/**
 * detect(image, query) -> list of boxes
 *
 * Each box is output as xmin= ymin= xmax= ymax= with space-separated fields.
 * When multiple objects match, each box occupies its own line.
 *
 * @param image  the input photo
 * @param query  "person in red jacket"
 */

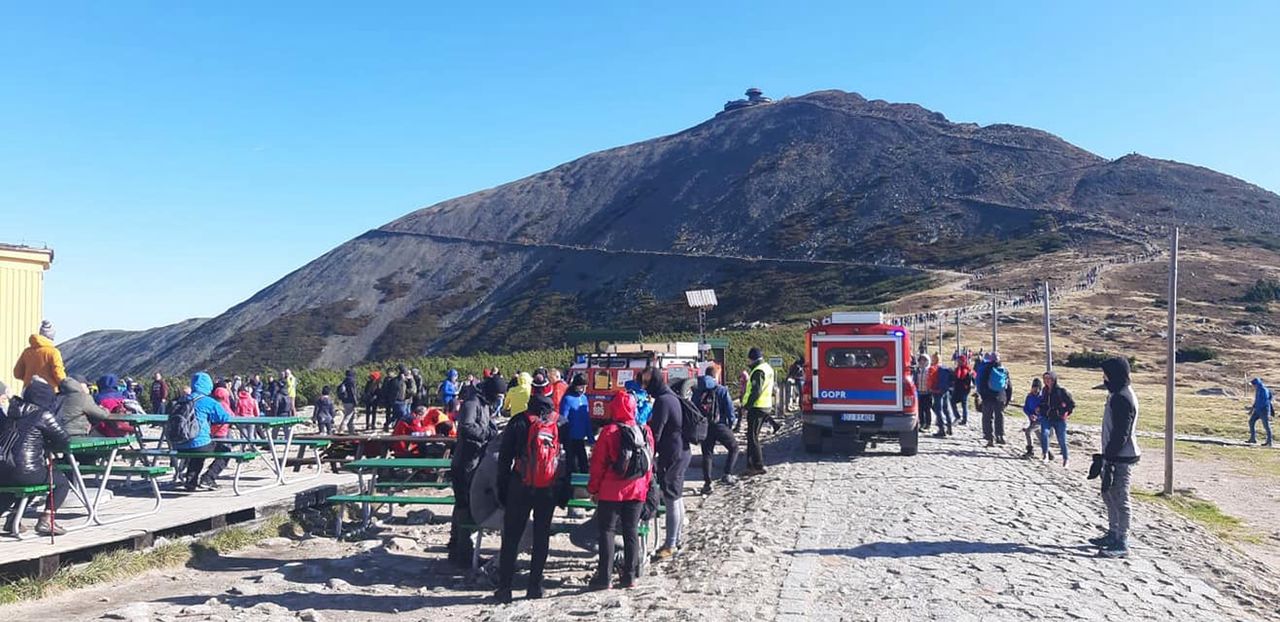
xmin=587 ymin=390 xmax=654 ymax=590
xmin=392 ymin=406 xmax=436 ymax=457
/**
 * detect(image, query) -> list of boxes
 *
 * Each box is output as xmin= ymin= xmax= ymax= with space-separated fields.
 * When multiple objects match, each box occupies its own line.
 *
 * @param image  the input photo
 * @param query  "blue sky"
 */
xmin=3 ymin=1 xmax=1277 ymax=340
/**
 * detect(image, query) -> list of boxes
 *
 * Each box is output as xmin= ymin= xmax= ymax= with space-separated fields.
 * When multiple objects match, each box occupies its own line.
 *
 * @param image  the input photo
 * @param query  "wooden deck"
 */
xmin=0 ymin=466 xmax=359 ymax=579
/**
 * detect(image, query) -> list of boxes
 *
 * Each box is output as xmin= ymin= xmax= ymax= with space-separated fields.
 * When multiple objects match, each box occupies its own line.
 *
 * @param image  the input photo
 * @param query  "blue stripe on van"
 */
xmin=818 ymin=389 xmax=897 ymax=401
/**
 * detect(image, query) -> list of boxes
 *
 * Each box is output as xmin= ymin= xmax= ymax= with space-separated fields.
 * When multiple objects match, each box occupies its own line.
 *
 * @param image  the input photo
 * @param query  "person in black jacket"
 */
xmin=0 ymin=377 xmax=72 ymax=536
xmin=149 ymin=372 xmax=169 ymax=414
xmin=337 ymin=369 xmax=359 ymax=434
xmin=447 ymin=380 xmax=498 ymax=566
xmin=975 ymin=353 xmax=1013 ymax=447
xmin=1035 ymin=371 xmax=1075 ymax=467
xmin=643 ymin=366 xmax=688 ymax=561
xmin=494 ymin=387 xmax=560 ymax=603
xmin=362 ymin=372 xmax=382 ymax=431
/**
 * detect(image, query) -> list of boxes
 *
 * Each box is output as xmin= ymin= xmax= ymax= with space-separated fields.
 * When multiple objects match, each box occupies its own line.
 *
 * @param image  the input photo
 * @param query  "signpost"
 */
xmin=1164 ymin=229 xmax=1179 ymax=495
xmin=685 ymin=289 xmax=718 ymax=362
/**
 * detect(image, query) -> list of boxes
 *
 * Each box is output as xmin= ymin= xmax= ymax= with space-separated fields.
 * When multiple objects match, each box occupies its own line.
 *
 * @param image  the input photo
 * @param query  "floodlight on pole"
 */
xmin=685 ymin=289 xmax=718 ymax=361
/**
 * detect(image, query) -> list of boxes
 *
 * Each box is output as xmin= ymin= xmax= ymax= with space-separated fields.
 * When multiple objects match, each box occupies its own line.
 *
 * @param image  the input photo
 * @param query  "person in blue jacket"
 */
xmin=439 ymin=369 xmax=460 ymax=412
xmin=695 ymin=371 xmax=738 ymax=495
xmin=624 ymin=379 xmax=653 ymax=426
xmin=1247 ymin=377 xmax=1273 ymax=446
xmin=558 ymin=373 xmax=594 ymax=474
xmin=175 ymin=372 xmax=234 ymax=492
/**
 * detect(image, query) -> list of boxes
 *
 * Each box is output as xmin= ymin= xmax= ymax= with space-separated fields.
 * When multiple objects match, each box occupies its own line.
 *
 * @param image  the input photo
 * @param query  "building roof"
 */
xmin=0 ymin=243 xmax=54 ymax=267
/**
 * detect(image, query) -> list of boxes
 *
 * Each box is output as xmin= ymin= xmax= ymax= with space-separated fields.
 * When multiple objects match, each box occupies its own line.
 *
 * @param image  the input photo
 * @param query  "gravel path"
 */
xmin=8 ymin=424 xmax=1279 ymax=622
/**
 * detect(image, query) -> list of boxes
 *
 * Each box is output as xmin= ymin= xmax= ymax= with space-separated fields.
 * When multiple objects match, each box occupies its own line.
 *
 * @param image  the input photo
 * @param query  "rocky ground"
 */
xmin=7 ymin=420 xmax=1280 ymax=622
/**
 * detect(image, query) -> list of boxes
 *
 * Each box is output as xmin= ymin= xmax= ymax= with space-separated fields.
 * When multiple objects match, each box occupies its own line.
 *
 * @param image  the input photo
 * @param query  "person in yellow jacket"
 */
xmin=742 ymin=347 xmax=775 ymax=476
xmin=503 ymin=372 xmax=532 ymax=417
xmin=13 ymin=321 xmax=66 ymax=392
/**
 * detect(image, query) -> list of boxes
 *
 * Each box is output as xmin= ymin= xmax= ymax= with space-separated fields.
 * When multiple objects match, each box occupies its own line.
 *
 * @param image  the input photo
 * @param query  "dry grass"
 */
xmin=1132 ymin=489 xmax=1262 ymax=543
xmin=0 ymin=514 xmax=295 ymax=605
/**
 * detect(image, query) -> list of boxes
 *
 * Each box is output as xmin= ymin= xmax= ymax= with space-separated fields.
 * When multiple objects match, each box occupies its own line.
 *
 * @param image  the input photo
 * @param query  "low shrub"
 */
xmin=1175 ymin=345 xmax=1217 ymax=363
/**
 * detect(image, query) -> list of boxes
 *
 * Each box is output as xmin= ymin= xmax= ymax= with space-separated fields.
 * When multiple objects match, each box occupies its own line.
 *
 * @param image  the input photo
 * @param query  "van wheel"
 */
xmin=899 ymin=429 xmax=919 ymax=456
xmin=802 ymin=424 xmax=823 ymax=454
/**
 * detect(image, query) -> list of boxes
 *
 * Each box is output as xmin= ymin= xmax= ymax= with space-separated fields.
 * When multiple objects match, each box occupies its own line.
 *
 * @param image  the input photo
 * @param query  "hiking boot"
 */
xmin=985 ymin=439 xmax=995 ymax=448
xmin=36 ymin=514 xmax=66 ymax=536
xmin=491 ymin=588 xmax=513 ymax=604
xmin=1088 ymin=532 xmax=1116 ymax=547
xmin=617 ymin=575 xmax=635 ymax=589
xmin=587 ymin=572 xmax=611 ymax=591
xmin=526 ymin=585 xmax=544 ymax=600
xmin=1098 ymin=541 xmax=1129 ymax=558
xmin=1047 ymin=451 xmax=1054 ymax=461
xmin=701 ymin=482 xmax=713 ymax=496
xmin=1023 ymin=445 xmax=1034 ymax=458
xmin=719 ymin=474 xmax=738 ymax=486
xmin=1265 ymin=441 xmax=1275 ymax=448
xmin=4 ymin=513 xmax=24 ymax=535
xmin=653 ymin=546 xmax=676 ymax=561
xmin=946 ymin=425 xmax=954 ymax=436
xmin=996 ymin=437 xmax=1006 ymax=445
xmin=1246 ymin=438 xmax=1258 ymax=444
xmin=932 ymin=430 xmax=947 ymax=439
xmin=199 ymin=476 xmax=220 ymax=490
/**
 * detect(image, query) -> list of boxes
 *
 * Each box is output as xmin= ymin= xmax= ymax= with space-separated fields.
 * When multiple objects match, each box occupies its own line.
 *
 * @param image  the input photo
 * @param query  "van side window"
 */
xmin=825 ymin=348 xmax=889 ymax=369
xmin=593 ymin=370 xmax=612 ymax=391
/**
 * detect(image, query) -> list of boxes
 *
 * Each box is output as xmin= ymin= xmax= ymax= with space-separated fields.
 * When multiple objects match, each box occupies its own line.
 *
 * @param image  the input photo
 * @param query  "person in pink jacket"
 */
xmin=587 ymin=390 xmax=654 ymax=590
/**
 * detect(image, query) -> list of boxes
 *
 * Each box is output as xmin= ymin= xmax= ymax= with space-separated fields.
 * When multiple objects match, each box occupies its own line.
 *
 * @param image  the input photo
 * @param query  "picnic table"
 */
xmin=110 ymin=414 xmax=320 ymax=492
xmin=60 ymin=435 xmax=170 ymax=529
xmin=329 ymin=457 xmax=454 ymax=536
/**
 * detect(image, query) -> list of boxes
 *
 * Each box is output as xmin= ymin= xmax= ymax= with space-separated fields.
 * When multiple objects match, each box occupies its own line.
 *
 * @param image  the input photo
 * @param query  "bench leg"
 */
xmin=472 ymin=530 xmax=483 ymax=572
xmin=90 ymin=476 xmax=164 ymax=526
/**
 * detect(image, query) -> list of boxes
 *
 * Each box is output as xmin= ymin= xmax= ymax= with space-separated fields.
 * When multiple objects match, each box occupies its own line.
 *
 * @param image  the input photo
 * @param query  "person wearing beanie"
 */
xmin=559 ymin=373 xmax=594 ymax=474
xmin=0 ymin=380 xmax=9 ymax=413
xmin=494 ymin=390 xmax=561 ymax=603
xmin=742 ymin=347 xmax=776 ymax=477
xmin=13 ymin=321 xmax=67 ymax=392
xmin=0 ymin=377 xmax=72 ymax=535
xmin=447 ymin=378 xmax=499 ymax=566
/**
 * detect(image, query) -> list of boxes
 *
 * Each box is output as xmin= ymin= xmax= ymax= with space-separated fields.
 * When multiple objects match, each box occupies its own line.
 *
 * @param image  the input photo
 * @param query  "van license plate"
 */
xmin=840 ymin=413 xmax=876 ymax=422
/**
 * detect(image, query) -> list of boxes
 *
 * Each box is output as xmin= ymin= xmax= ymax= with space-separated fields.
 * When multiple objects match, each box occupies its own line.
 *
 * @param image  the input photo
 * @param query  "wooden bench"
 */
xmin=327 ymin=493 xmax=455 ymax=538
xmin=55 ymin=463 xmax=174 ymax=524
xmin=373 ymin=481 xmax=452 ymax=490
xmin=0 ymin=483 xmax=52 ymax=539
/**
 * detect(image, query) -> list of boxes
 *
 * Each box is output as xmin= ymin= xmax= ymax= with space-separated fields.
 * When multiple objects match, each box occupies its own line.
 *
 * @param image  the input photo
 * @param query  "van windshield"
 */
xmin=825 ymin=348 xmax=889 ymax=369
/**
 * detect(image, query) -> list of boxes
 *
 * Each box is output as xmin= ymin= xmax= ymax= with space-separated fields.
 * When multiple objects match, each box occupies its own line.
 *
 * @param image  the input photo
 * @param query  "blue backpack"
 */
xmin=987 ymin=367 xmax=1009 ymax=393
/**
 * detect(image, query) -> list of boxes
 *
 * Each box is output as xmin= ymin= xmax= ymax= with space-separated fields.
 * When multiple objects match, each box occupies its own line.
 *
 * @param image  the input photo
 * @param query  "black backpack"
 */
xmin=697 ymin=388 xmax=721 ymax=425
xmin=613 ymin=423 xmax=653 ymax=480
xmin=338 ymin=381 xmax=354 ymax=403
xmin=678 ymin=395 xmax=709 ymax=444
xmin=166 ymin=396 xmax=204 ymax=445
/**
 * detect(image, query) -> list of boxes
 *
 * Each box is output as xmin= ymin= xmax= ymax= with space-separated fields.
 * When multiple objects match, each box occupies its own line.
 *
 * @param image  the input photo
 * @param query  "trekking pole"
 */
xmin=46 ymin=455 xmax=56 ymax=544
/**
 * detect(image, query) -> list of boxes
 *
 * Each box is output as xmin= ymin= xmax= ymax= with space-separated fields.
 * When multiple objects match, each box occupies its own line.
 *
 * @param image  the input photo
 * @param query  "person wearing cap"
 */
xmin=493 ymin=389 xmax=561 ymax=603
xmin=976 ymin=352 xmax=1012 ymax=448
xmin=12 ymin=320 xmax=66 ymax=392
xmin=559 ymin=373 xmax=594 ymax=474
xmin=742 ymin=347 xmax=775 ymax=476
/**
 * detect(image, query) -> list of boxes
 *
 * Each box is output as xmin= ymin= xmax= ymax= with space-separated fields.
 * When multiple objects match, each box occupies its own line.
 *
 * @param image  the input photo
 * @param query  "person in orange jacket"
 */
xmin=12 ymin=321 xmax=66 ymax=392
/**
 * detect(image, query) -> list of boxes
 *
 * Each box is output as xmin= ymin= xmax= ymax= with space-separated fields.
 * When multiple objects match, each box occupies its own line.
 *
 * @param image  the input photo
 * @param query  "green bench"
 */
xmin=229 ymin=438 xmax=332 ymax=477
xmin=327 ymin=493 xmax=455 ymax=538
xmin=373 ymin=481 xmax=451 ymax=490
xmin=123 ymin=449 xmax=263 ymax=495
xmin=0 ymin=484 xmax=52 ymax=539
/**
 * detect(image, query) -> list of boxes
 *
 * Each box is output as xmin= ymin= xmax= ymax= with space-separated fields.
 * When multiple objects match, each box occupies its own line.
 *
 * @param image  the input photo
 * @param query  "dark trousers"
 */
xmin=746 ymin=408 xmax=768 ymax=470
xmin=981 ymin=400 xmax=1006 ymax=441
xmin=202 ymin=441 xmax=231 ymax=482
xmin=364 ymin=403 xmax=378 ymax=429
xmin=448 ymin=469 xmax=475 ymax=563
xmin=497 ymin=484 xmax=557 ymax=592
xmin=153 ymin=400 xmax=167 ymax=415
xmin=701 ymin=423 xmax=739 ymax=484
xmin=917 ymin=393 xmax=932 ymax=428
xmin=564 ymin=438 xmax=590 ymax=475
xmin=596 ymin=500 xmax=642 ymax=584
xmin=386 ymin=401 xmax=409 ymax=429
xmin=182 ymin=443 xmax=214 ymax=484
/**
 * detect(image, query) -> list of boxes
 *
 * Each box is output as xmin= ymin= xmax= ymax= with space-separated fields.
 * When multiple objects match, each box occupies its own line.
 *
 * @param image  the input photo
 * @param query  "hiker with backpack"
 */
xmin=976 ymin=353 xmax=1012 ymax=448
xmin=494 ymin=381 xmax=562 ymax=603
xmin=169 ymin=372 xmax=234 ymax=492
xmin=1247 ymin=377 xmax=1273 ymax=446
xmin=642 ymin=366 xmax=689 ymax=561
xmin=362 ymin=371 xmax=382 ymax=431
xmin=1 ymin=377 xmax=71 ymax=536
xmin=695 ymin=371 xmax=738 ymax=495
xmin=336 ymin=369 xmax=358 ymax=433
xmin=558 ymin=373 xmax=594 ymax=475
xmin=929 ymin=357 xmax=955 ymax=438
xmin=314 ymin=386 xmax=337 ymax=435
xmin=587 ymin=389 xmax=654 ymax=590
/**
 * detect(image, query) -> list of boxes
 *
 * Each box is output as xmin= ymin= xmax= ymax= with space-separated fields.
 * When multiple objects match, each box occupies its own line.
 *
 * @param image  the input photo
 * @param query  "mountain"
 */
xmin=61 ymin=89 xmax=1280 ymax=378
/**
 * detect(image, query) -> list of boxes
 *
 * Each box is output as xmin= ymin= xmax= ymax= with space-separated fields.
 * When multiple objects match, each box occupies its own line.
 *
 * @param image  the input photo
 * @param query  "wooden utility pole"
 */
xmin=1043 ymin=281 xmax=1053 ymax=372
xmin=938 ymin=315 xmax=944 ymax=358
xmin=955 ymin=312 xmax=961 ymax=355
xmin=1164 ymin=228 xmax=1179 ymax=495
xmin=991 ymin=292 xmax=998 ymax=353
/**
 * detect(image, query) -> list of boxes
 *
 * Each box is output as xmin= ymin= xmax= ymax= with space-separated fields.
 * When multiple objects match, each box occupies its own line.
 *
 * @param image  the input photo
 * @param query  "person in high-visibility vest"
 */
xmin=742 ymin=347 xmax=775 ymax=476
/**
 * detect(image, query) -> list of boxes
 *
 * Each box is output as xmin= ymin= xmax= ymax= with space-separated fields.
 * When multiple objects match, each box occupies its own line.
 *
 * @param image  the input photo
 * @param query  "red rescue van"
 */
xmin=801 ymin=312 xmax=918 ymax=455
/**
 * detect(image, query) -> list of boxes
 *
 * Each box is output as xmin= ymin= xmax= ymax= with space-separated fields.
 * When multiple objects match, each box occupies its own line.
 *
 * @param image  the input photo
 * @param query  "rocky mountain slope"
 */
xmin=61 ymin=89 xmax=1280 ymax=377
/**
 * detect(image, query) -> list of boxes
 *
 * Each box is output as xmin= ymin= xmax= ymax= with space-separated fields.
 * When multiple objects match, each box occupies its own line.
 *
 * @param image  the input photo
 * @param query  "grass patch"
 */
xmin=1132 ymin=489 xmax=1259 ymax=542
xmin=1175 ymin=345 xmax=1218 ymax=363
xmin=0 ymin=514 xmax=294 ymax=605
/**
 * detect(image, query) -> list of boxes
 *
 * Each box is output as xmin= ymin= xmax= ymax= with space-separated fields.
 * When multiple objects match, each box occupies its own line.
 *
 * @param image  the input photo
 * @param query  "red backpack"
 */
xmin=517 ymin=412 xmax=561 ymax=488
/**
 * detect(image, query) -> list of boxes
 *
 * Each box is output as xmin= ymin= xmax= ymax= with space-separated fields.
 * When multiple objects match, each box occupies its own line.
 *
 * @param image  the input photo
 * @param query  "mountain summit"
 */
xmin=62 ymin=89 xmax=1280 ymax=376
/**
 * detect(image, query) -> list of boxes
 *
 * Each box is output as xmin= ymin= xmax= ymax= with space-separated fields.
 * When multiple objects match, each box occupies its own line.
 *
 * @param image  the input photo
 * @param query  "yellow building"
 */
xmin=1 ymin=243 xmax=55 ymax=393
